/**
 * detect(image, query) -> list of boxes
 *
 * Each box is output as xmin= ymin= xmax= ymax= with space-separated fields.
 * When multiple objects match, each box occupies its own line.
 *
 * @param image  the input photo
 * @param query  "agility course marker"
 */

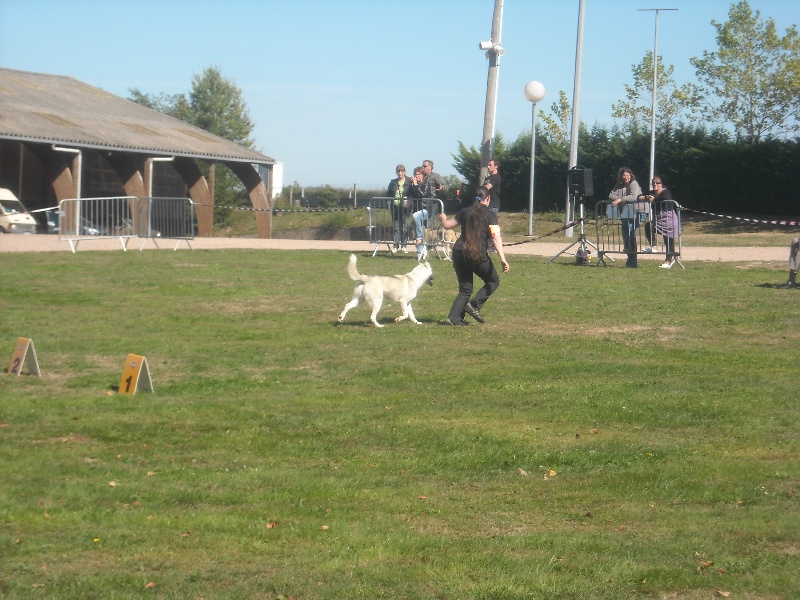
xmin=7 ymin=337 xmax=41 ymax=377
xmin=118 ymin=354 xmax=153 ymax=394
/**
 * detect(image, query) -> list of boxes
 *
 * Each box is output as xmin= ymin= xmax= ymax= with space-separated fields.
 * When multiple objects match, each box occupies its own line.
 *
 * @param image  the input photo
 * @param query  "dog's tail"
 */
xmin=346 ymin=253 xmax=366 ymax=282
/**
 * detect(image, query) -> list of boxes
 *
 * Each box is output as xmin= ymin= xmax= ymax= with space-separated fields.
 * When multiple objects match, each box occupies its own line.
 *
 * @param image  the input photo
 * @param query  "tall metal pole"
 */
xmin=480 ymin=0 xmax=504 ymax=182
xmin=529 ymin=105 xmax=537 ymax=236
xmin=649 ymin=10 xmax=659 ymax=186
xmin=525 ymin=81 xmax=546 ymax=237
xmin=639 ymin=8 xmax=677 ymax=186
xmin=565 ymin=0 xmax=586 ymax=237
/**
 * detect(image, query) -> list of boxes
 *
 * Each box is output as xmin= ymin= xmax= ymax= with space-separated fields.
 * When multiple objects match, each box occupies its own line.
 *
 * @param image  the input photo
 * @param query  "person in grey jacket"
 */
xmin=411 ymin=159 xmax=447 ymax=261
xmin=608 ymin=167 xmax=644 ymax=268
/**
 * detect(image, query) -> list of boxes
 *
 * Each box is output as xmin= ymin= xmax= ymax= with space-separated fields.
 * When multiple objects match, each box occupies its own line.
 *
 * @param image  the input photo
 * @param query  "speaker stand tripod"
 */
xmin=546 ymin=194 xmax=598 ymax=264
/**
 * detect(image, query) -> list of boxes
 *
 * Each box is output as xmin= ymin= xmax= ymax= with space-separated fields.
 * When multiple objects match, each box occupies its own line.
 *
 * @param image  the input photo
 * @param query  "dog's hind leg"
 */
xmin=368 ymin=296 xmax=384 ymax=328
xmin=338 ymin=287 xmax=364 ymax=323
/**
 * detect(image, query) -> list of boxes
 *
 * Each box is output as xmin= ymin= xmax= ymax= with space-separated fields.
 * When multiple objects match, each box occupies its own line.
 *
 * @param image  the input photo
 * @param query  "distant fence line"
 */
xmin=195 ymin=203 xmax=361 ymax=213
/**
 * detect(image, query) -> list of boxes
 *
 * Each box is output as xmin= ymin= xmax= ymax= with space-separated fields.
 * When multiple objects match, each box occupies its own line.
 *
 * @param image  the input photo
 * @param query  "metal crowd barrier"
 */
xmin=58 ymin=196 xmax=195 ymax=253
xmin=594 ymin=199 xmax=683 ymax=268
xmin=369 ymin=197 xmax=446 ymax=258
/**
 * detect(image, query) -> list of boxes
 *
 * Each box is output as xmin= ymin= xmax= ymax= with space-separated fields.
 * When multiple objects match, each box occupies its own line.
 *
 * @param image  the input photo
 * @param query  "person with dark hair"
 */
xmin=438 ymin=186 xmax=509 ymax=326
xmin=409 ymin=166 xmax=425 ymax=199
xmin=387 ymin=164 xmax=412 ymax=255
xmin=638 ymin=175 xmax=679 ymax=268
xmin=608 ymin=167 xmax=644 ymax=268
xmin=779 ymin=238 xmax=799 ymax=288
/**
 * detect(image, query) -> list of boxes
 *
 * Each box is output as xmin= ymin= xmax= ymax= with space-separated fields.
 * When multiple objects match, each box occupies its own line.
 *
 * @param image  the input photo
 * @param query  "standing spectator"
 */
xmin=438 ymin=186 xmax=509 ymax=326
xmin=779 ymin=237 xmax=799 ymax=288
xmin=638 ymin=175 xmax=679 ymax=268
xmin=608 ymin=167 xmax=643 ymax=268
xmin=483 ymin=158 xmax=502 ymax=213
xmin=411 ymin=160 xmax=447 ymax=261
xmin=387 ymin=164 xmax=412 ymax=254
xmin=483 ymin=158 xmax=502 ymax=251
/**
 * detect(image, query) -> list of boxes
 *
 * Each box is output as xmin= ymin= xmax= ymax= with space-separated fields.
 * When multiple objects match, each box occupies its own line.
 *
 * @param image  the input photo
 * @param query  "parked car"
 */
xmin=79 ymin=217 xmax=108 ymax=236
xmin=30 ymin=206 xmax=60 ymax=234
xmin=0 ymin=188 xmax=38 ymax=234
xmin=111 ymin=218 xmax=160 ymax=237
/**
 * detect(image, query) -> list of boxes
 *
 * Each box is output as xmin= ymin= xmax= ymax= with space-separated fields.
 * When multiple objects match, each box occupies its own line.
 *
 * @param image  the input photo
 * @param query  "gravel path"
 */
xmin=0 ymin=233 xmax=787 ymax=263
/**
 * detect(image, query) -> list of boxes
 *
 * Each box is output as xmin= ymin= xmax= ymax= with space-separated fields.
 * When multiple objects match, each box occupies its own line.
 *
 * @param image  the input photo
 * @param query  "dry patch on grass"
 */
xmin=37 ymin=434 xmax=90 ymax=444
xmin=505 ymin=319 xmax=684 ymax=343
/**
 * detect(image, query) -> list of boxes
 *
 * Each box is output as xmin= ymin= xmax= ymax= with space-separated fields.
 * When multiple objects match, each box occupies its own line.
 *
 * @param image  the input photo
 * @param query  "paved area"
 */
xmin=0 ymin=233 xmax=786 ymax=263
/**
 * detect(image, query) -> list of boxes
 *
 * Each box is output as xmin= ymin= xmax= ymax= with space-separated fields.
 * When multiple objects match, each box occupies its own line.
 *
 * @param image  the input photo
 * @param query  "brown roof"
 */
xmin=0 ymin=67 xmax=274 ymax=165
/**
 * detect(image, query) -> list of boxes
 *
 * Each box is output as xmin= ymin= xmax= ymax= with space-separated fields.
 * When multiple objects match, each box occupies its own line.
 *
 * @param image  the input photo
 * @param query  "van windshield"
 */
xmin=0 ymin=199 xmax=26 ymax=214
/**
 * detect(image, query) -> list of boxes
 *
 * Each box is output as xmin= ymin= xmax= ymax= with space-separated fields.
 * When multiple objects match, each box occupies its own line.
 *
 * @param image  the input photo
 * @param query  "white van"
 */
xmin=0 ymin=188 xmax=38 ymax=234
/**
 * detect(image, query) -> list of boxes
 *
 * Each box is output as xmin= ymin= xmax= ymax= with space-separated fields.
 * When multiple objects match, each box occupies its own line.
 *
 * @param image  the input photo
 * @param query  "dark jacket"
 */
xmin=388 ymin=176 xmax=412 ymax=199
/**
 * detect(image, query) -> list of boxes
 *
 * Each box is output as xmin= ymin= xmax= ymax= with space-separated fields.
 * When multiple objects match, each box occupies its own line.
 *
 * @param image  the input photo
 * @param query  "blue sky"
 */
xmin=1 ymin=0 xmax=796 ymax=188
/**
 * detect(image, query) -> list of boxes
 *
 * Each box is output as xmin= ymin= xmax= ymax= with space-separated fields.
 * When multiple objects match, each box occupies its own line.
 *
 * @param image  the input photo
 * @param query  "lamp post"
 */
xmin=638 ymin=8 xmax=677 ymax=185
xmin=524 ymin=81 xmax=545 ymax=237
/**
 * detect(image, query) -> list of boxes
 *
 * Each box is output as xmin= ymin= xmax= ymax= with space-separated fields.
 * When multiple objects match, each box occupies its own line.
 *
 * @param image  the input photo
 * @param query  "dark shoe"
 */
xmin=780 ymin=272 xmax=797 ymax=288
xmin=440 ymin=318 xmax=468 ymax=326
xmin=464 ymin=302 xmax=484 ymax=323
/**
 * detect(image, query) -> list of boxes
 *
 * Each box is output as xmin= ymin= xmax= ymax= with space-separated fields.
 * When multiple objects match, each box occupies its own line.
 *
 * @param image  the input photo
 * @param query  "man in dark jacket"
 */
xmin=483 ymin=158 xmax=502 ymax=213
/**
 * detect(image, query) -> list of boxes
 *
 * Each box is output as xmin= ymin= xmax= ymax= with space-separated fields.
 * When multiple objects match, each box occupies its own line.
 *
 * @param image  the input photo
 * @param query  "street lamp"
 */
xmin=638 ymin=8 xmax=677 ymax=185
xmin=524 ymin=80 xmax=546 ymax=237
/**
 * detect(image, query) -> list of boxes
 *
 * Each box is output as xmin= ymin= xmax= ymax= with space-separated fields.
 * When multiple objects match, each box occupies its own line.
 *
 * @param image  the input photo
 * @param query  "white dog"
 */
xmin=338 ymin=254 xmax=433 ymax=327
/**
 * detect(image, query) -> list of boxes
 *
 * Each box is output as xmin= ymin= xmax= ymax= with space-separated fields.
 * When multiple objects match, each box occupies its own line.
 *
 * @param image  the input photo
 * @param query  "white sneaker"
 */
xmin=660 ymin=261 xmax=672 ymax=269
xmin=390 ymin=247 xmax=397 ymax=256
xmin=420 ymin=247 xmax=428 ymax=261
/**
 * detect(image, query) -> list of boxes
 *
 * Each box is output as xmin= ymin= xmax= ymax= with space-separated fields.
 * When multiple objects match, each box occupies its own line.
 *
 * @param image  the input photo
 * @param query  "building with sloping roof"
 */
xmin=0 ymin=67 xmax=276 ymax=237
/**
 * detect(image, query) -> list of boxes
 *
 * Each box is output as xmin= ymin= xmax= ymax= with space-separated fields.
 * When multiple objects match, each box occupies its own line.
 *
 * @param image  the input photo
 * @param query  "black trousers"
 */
xmin=447 ymin=250 xmax=500 ymax=322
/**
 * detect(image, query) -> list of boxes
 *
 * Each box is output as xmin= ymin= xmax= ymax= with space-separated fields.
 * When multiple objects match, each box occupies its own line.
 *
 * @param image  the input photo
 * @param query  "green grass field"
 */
xmin=1 ymin=248 xmax=798 ymax=599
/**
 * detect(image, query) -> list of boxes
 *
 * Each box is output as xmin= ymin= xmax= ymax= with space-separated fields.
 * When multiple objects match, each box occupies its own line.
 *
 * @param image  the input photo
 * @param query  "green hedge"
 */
xmin=453 ymin=126 xmax=800 ymax=217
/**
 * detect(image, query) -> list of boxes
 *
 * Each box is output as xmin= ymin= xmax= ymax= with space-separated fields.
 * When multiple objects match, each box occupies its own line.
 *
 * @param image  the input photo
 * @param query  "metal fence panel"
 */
xmin=58 ymin=196 xmax=194 ymax=252
xmin=145 ymin=197 xmax=195 ymax=240
xmin=594 ymin=199 xmax=683 ymax=268
xmin=369 ymin=197 xmax=446 ymax=258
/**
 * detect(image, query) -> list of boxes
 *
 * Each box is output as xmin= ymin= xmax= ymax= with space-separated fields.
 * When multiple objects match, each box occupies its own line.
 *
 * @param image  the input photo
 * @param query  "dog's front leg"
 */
xmin=396 ymin=302 xmax=421 ymax=324
xmin=394 ymin=300 xmax=409 ymax=323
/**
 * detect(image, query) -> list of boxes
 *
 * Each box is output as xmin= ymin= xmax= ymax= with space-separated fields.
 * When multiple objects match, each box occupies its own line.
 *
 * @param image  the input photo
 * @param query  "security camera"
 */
xmin=479 ymin=41 xmax=493 ymax=50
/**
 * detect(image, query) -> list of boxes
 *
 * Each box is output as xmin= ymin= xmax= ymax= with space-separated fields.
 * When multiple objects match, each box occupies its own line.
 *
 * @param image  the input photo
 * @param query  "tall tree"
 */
xmin=690 ymin=1 xmax=800 ymax=142
xmin=180 ymin=66 xmax=255 ymax=149
xmin=539 ymin=90 xmax=572 ymax=148
xmin=129 ymin=66 xmax=257 ymax=222
xmin=612 ymin=51 xmax=699 ymax=131
xmin=127 ymin=90 xmax=188 ymax=119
